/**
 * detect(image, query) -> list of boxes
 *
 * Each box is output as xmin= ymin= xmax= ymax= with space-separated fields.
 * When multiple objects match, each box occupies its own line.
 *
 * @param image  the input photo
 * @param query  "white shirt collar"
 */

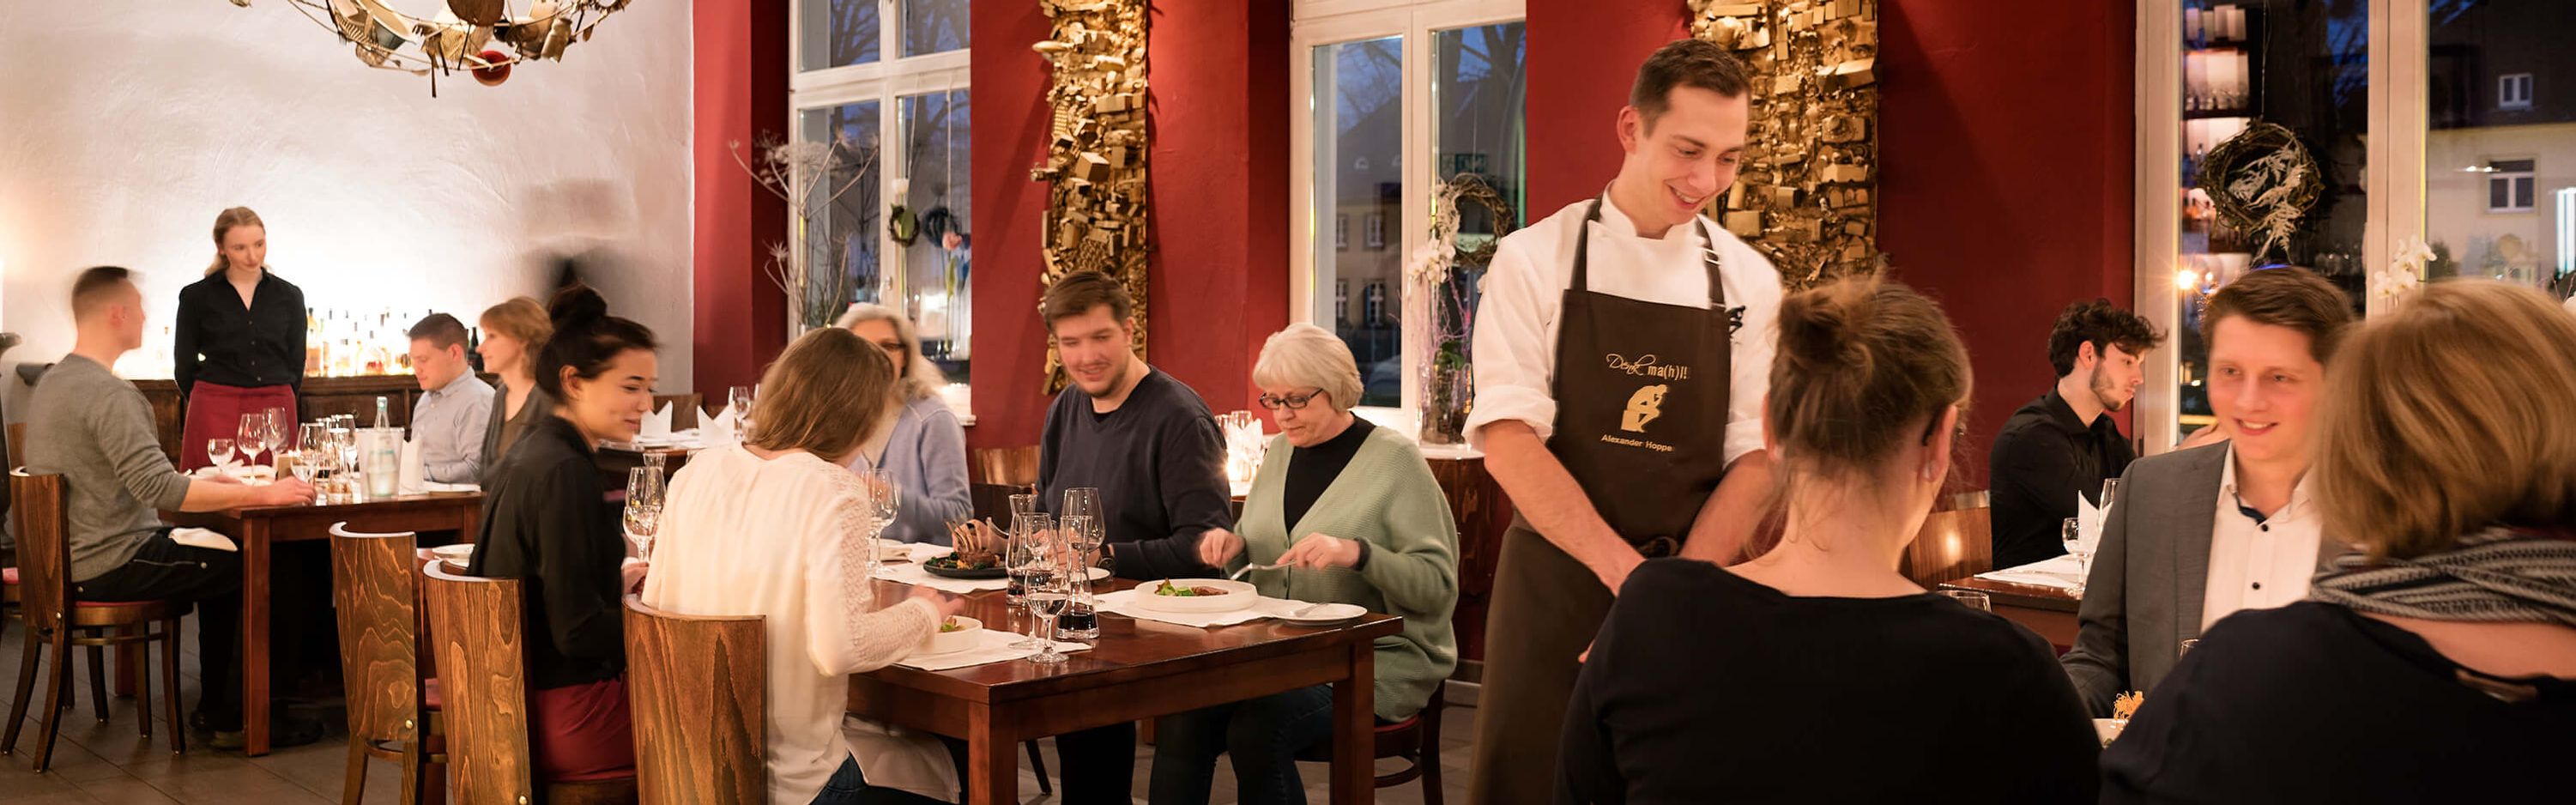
xmin=1593 ymin=188 xmax=1698 ymax=241
xmin=2216 ymin=443 xmax=2314 ymax=521
xmin=425 ymin=370 xmax=482 ymax=399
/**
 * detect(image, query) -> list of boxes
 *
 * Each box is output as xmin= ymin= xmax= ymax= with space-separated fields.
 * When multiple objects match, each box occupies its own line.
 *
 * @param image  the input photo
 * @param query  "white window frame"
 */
xmin=2486 ymin=160 xmax=2537 ymax=213
xmin=1288 ymin=0 xmax=1525 ymax=422
xmin=2498 ymin=72 xmax=2534 ymax=111
xmin=789 ymin=0 xmax=972 ymax=406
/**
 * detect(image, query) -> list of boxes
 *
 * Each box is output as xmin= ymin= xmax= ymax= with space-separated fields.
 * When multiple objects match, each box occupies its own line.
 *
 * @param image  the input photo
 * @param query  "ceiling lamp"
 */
xmin=228 ymin=0 xmax=633 ymax=94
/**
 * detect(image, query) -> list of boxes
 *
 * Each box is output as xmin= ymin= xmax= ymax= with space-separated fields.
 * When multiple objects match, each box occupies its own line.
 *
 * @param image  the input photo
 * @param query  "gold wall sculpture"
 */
xmin=1689 ymin=0 xmax=1884 ymax=289
xmin=1030 ymin=0 xmax=1151 ymax=391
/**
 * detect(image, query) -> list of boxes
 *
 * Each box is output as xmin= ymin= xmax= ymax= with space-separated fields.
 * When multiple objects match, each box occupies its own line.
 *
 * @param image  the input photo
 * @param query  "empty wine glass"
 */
xmin=1008 ymin=513 xmax=1056 ymax=649
xmin=265 ymin=408 xmax=292 ymax=453
xmin=625 ymin=467 xmax=663 ymax=559
xmin=867 ymin=469 xmax=901 ymax=537
xmin=237 ymin=414 xmax=269 ymax=468
xmin=1061 ymin=487 xmax=1104 ymax=565
xmin=2062 ymin=518 xmax=2093 ymax=595
xmin=206 ymin=439 xmax=235 ymax=471
xmin=1024 ymin=528 xmax=1073 ymax=665
xmin=2099 ymin=478 xmax=2122 ymax=517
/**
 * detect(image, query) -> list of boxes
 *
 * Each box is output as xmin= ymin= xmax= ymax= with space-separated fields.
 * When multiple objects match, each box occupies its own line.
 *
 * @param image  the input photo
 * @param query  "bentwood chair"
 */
xmin=621 ymin=597 xmax=765 ymax=804
xmin=1296 ymin=680 xmax=1451 ymax=805
xmin=421 ymin=562 xmax=638 ymax=804
xmin=329 ymin=522 xmax=446 ymax=803
xmin=2 ymin=469 xmax=190 ymax=771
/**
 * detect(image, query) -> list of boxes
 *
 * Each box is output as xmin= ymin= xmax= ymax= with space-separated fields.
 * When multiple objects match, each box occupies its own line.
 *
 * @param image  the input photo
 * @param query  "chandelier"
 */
xmin=229 ymin=0 xmax=634 ymax=92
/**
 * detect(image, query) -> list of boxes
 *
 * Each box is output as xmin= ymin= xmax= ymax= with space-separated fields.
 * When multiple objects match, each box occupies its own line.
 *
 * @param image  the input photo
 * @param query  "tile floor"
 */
xmin=1 ymin=618 xmax=1472 ymax=804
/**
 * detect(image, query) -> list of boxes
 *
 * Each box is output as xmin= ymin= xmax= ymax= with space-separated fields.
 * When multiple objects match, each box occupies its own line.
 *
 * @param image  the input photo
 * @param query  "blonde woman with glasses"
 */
xmin=836 ymin=303 xmax=971 ymax=545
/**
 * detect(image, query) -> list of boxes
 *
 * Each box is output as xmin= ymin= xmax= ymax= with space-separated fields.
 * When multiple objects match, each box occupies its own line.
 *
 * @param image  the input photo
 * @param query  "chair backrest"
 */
xmin=6 ymin=421 xmax=25 ymax=470
xmin=420 ymin=561 xmax=537 ymax=802
xmin=970 ymin=445 xmax=1040 ymax=487
xmin=621 ymin=596 xmax=765 ymax=805
xmin=652 ymin=394 xmax=701 ymax=431
xmin=969 ymin=482 xmax=1034 ymax=524
xmin=329 ymin=522 xmax=426 ymax=748
xmin=9 ymin=469 xmax=69 ymax=633
xmin=1901 ymin=505 xmax=1993 ymax=588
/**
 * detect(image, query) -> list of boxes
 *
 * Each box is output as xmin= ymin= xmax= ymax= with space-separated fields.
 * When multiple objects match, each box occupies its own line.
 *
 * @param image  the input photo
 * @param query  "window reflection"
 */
xmin=2424 ymin=0 xmax=2575 ymax=300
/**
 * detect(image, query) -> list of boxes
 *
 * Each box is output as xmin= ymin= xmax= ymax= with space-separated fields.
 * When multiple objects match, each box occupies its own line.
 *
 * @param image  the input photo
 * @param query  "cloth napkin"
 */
xmin=421 ymin=481 xmax=479 ymax=493
xmin=874 ymin=560 xmax=1011 ymax=594
xmin=190 ymin=464 xmax=273 ymax=485
xmin=1094 ymin=588 xmax=1312 ymax=628
xmin=169 ymin=528 xmax=238 ymax=553
xmin=640 ymin=403 xmax=674 ymax=440
xmin=703 ymin=404 xmax=738 ymax=445
xmin=397 ymin=439 xmax=427 ymax=495
xmin=1976 ymin=555 xmax=2090 ymax=590
xmin=893 ymin=628 xmax=1091 ymax=671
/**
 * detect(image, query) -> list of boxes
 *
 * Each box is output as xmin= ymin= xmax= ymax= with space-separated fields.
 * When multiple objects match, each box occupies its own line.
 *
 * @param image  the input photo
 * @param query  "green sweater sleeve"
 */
xmin=1357 ymin=445 xmax=1460 ymax=620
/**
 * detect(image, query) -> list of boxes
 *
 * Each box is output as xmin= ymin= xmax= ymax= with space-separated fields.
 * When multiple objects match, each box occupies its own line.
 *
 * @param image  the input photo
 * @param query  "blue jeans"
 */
xmin=811 ymin=755 xmax=950 ymax=805
xmin=1148 ymin=684 xmax=1336 ymax=805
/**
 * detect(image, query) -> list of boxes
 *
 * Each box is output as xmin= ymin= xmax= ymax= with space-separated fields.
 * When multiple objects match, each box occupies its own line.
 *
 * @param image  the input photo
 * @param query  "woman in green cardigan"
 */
xmin=1152 ymin=324 xmax=1460 ymax=805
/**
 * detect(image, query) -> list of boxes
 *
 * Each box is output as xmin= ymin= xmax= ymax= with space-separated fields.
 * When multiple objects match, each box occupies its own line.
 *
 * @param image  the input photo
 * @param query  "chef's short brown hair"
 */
xmin=1631 ymin=39 xmax=1751 ymax=123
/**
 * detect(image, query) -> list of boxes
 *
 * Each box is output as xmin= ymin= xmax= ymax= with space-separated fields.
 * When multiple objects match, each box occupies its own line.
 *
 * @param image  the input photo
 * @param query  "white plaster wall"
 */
xmin=0 ymin=0 xmax=693 ymax=398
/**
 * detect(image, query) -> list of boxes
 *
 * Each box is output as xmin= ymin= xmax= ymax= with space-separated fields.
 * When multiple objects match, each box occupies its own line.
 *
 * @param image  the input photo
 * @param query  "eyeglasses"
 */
xmin=1255 ymin=388 xmax=1327 ymax=411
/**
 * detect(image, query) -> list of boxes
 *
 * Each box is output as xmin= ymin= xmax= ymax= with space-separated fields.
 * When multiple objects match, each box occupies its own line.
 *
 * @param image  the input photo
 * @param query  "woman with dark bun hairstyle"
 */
xmin=465 ymin=284 xmax=658 ymax=784
xmin=1554 ymin=277 xmax=2098 ymax=804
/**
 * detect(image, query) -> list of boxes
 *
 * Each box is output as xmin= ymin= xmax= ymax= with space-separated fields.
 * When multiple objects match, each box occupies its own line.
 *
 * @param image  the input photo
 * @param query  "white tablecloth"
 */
xmin=1094 ymin=588 xmax=1312 ymax=628
xmin=893 ymin=629 xmax=1091 ymax=671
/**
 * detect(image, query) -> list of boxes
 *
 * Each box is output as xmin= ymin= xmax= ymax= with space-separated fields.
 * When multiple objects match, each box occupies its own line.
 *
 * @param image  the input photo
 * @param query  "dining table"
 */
xmin=164 ymin=491 xmax=485 ymax=756
xmin=1940 ymin=574 xmax=2083 ymax=650
xmin=846 ymin=574 xmax=1403 ymax=804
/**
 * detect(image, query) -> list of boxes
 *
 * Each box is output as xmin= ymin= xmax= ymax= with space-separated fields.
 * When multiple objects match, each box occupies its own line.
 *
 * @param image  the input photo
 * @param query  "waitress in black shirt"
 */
xmin=1557 ymin=278 xmax=2097 ymax=804
xmin=466 ymin=284 xmax=656 ymax=784
xmin=174 ymin=206 xmax=306 ymax=469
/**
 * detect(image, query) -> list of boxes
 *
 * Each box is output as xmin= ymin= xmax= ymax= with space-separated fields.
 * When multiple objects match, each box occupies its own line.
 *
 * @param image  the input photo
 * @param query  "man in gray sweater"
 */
xmin=24 ymin=266 xmax=317 ymax=748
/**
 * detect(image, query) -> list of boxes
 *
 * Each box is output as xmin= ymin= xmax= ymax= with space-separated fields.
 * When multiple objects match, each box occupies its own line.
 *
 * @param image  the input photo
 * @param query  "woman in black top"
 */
xmin=1557 ymin=278 xmax=2098 ymax=804
xmin=173 ymin=207 xmax=305 ymax=469
xmin=465 ymin=284 xmax=656 ymax=784
xmin=2102 ymin=281 xmax=2576 ymax=804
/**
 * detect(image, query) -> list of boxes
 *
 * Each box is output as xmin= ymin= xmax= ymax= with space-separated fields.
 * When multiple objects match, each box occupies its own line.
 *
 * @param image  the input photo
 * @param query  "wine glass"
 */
xmin=1061 ymin=487 xmax=1104 ymax=564
xmin=867 ymin=469 xmax=902 ymax=538
xmin=1024 ymin=527 xmax=1073 ymax=666
xmin=625 ymin=467 xmax=663 ymax=559
xmin=265 ymin=408 xmax=292 ymax=453
xmin=237 ymin=414 xmax=270 ymax=469
xmin=727 ymin=385 xmax=755 ymax=422
xmin=328 ymin=425 xmax=358 ymax=495
xmin=1007 ymin=513 xmax=1056 ymax=649
xmin=2062 ymin=518 xmax=2094 ymax=594
xmin=1940 ymin=590 xmax=1992 ymax=613
xmin=2098 ymin=478 xmax=2122 ymax=517
xmin=205 ymin=439 xmax=235 ymax=471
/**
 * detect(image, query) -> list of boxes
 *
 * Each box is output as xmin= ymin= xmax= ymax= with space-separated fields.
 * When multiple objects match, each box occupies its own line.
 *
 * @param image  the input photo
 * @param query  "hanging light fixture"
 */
xmin=227 ymin=0 xmax=635 ymax=94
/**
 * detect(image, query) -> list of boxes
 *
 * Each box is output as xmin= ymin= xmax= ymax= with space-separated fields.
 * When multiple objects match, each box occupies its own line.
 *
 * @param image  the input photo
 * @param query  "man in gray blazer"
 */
xmin=2059 ymin=266 xmax=2357 ymax=716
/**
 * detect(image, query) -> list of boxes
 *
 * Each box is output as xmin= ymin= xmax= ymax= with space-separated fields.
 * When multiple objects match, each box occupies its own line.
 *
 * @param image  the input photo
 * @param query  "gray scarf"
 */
xmin=2309 ymin=528 xmax=2576 ymax=627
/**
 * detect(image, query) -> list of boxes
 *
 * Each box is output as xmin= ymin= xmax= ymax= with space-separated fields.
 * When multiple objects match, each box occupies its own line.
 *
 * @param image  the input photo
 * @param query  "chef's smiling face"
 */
xmin=1615 ymin=85 xmax=1750 ymax=235
xmin=1050 ymin=304 xmax=1134 ymax=398
xmin=2205 ymin=315 xmax=2322 ymax=469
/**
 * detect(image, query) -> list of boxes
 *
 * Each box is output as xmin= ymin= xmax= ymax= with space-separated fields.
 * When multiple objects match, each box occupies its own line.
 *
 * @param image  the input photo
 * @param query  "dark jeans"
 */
xmin=1056 ymin=722 xmax=1140 ymax=803
xmin=73 ymin=529 xmax=244 ymax=726
xmin=812 ymin=754 xmax=951 ymax=805
xmin=1148 ymin=684 xmax=1335 ymax=805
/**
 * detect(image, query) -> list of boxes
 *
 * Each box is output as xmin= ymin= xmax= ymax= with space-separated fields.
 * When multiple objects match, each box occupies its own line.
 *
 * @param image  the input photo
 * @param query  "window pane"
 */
xmin=798 ymin=100 xmax=884 ymax=325
xmin=1311 ymin=35 xmax=1404 ymax=407
xmin=900 ymin=89 xmax=974 ymax=382
xmin=2173 ymin=0 xmax=2369 ymax=431
xmin=1430 ymin=22 xmax=1527 ymax=410
xmin=2426 ymin=0 xmax=2573 ymax=295
xmin=801 ymin=0 xmax=882 ymax=71
xmin=902 ymin=0 xmax=971 ymax=58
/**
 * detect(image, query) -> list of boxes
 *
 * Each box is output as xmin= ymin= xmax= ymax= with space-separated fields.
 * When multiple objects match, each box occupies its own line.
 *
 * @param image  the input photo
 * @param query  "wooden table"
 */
xmin=846 ymin=578 xmax=1402 ymax=804
xmin=1940 ymin=575 xmax=2082 ymax=650
xmin=166 ymin=493 xmax=484 ymax=755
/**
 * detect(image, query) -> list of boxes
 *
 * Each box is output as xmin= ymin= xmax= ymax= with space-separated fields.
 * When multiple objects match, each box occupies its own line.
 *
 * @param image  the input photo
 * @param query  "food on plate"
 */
xmin=1153 ymin=579 xmax=1230 ymax=597
xmin=2112 ymin=690 xmax=2144 ymax=721
xmin=925 ymin=554 xmax=1000 ymax=571
xmin=939 ymin=619 xmax=967 ymax=633
xmin=945 ymin=518 xmax=1007 ymax=566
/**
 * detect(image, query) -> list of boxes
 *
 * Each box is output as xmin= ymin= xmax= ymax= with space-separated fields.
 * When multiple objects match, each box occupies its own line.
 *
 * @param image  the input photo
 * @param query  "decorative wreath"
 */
xmin=888 ymin=204 xmax=919 ymax=246
xmin=2194 ymin=121 xmax=2322 ymax=261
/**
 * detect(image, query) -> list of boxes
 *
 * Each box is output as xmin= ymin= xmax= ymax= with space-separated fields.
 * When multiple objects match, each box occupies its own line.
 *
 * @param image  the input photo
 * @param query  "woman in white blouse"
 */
xmin=643 ymin=327 xmax=965 ymax=804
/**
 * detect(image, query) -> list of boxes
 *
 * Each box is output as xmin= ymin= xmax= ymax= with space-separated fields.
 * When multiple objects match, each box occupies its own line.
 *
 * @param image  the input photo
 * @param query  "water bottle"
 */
xmin=374 ymin=396 xmax=390 ymax=429
xmin=365 ymin=396 xmax=399 ymax=498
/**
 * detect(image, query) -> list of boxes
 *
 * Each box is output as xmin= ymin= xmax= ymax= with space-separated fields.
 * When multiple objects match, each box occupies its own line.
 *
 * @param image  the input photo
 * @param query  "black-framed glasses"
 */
xmin=1255 ymin=388 xmax=1327 ymax=411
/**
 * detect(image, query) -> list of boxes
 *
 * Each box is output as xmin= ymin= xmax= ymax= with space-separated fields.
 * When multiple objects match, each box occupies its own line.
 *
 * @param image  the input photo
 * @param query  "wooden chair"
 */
xmin=1295 ymin=680 xmax=1450 ymax=805
xmin=421 ymin=562 xmax=638 ymax=804
xmin=651 ymin=394 xmax=701 ymax=432
xmin=2 ymin=470 xmax=189 ymax=771
xmin=968 ymin=445 xmax=1040 ymax=487
xmin=330 ymin=522 xmax=445 ymax=803
xmin=1900 ymin=501 xmax=1994 ymax=589
xmin=621 ymin=597 xmax=765 ymax=804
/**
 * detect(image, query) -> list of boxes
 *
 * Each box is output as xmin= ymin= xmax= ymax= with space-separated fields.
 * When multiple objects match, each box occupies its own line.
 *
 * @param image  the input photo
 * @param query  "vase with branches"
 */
xmin=731 ymin=132 xmax=879 ymax=331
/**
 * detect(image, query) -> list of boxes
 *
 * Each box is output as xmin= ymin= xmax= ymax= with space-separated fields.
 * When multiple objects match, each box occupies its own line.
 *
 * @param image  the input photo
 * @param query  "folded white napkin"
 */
xmin=1975 ymin=555 xmax=2090 ymax=590
xmin=874 ymin=560 xmax=1010 ymax=594
xmin=1094 ymin=588 xmax=1309 ymax=628
xmin=893 ymin=628 xmax=1091 ymax=671
xmin=640 ymin=403 xmax=674 ymax=439
xmin=421 ymin=481 xmax=479 ymax=493
xmin=2077 ymin=492 xmax=2105 ymax=549
xmin=397 ymin=438 xmax=427 ymax=495
xmin=704 ymin=404 xmax=738 ymax=445
xmin=169 ymin=527 xmax=239 ymax=553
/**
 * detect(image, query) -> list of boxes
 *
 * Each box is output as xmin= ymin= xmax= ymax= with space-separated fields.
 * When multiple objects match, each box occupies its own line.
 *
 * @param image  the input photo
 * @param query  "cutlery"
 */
xmin=1229 ymin=561 xmax=1287 ymax=581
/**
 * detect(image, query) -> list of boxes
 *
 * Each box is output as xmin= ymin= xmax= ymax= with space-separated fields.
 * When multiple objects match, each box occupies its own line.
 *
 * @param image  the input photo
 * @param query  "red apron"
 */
xmin=180 ymin=382 xmax=298 ymax=470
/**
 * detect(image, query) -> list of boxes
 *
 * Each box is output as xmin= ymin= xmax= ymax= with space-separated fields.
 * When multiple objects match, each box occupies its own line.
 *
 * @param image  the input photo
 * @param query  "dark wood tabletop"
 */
xmin=848 ymin=576 xmax=1402 ymax=804
xmin=1941 ymin=575 xmax=2083 ymax=651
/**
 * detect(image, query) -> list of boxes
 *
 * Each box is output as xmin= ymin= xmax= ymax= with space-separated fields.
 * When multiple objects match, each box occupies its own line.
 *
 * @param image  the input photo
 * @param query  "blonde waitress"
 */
xmin=173 ymin=207 xmax=306 ymax=469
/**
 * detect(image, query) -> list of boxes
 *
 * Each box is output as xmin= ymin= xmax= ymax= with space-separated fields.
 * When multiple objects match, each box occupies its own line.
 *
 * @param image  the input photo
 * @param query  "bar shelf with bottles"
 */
xmin=126 ymin=306 xmax=489 ymax=463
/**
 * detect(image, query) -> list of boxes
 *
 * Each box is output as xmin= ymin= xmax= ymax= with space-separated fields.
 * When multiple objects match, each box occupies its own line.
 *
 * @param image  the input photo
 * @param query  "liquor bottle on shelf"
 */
xmin=466 ymin=326 xmax=485 ymax=372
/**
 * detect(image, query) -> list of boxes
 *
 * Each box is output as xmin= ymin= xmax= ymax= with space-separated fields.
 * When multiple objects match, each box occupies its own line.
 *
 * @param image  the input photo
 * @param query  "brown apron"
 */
xmin=1469 ymin=197 xmax=1742 ymax=804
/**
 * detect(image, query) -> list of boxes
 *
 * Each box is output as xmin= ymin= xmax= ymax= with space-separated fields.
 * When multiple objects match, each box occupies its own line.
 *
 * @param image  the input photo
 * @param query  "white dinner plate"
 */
xmin=1273 ymin=602 xmax=1367 ymax=626
xmin=1133 ymin=579 xmax=1258 ymax=613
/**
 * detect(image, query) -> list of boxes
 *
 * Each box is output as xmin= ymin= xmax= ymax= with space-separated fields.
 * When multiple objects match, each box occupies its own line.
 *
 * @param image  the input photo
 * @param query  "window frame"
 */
xmin=789 ymin=0 xmax=973 ymax=416
xmin=1288 ymin=0 xmax=1526 ymax=425
xmin=2498 ymin=72 xmax=2533 ymax=111
xmin=2486 ymin=159 xmax=2537 ymax=214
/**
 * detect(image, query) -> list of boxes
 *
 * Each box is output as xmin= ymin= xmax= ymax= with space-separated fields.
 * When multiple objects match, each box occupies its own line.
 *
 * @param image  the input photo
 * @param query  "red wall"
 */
xmin=964 ymin=0 xmax=1056 ymax=448
xmin=1521 ymin=0 xmax=2137 ymax=485
xmin=691 ymin=0 xmax=791 ymax=397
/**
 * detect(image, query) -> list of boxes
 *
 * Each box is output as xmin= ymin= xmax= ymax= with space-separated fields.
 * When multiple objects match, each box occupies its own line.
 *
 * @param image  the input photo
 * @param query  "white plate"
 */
xmin=2093 ymin=718 xmax=2127 ymax=747
xmin=430 ymin=543 xmax=475 ymax=569
xmin=1273 ymin=602 xmax=1367 ymax=626
xmin=1134 ymin=579 xmax=1259 ymax=613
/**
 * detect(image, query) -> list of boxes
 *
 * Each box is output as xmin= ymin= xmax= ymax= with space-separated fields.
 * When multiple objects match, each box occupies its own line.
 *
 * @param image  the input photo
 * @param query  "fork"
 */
xmin=1228 ymin=561 xmax=1289 ymax=581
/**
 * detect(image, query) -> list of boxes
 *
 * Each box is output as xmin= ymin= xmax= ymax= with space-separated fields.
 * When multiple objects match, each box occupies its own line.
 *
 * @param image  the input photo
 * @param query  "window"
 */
xmin=2488 ymin=159 xmax=2536 ymax=213
xmin=1292 ymin=1 xmax=1527 ymax=410
xmin=795 ymin=0 xmax=973 ymax=390
xmin=2498 ymin=72 xmax=2533 ymax=111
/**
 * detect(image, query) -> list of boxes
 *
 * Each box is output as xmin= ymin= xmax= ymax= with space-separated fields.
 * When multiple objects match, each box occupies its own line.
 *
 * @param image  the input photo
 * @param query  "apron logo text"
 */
xmin=1599 ymin=433 xmax=1676 ymax=452
xmin=1604 ymin=354 xmax=1691 ymax=381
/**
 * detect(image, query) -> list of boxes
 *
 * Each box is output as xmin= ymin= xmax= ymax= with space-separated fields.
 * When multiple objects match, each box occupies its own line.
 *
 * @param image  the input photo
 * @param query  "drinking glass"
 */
xmin=1061 ymin=487 xmax=1104 ymax=564
xmin=328 ymin=426 xmax=358 ymax=499
xmin=1007 ymin=513 xmax=1056 ymax=649
xmin=2179 ymin=639 xmax=2200 ymax=659
xmin=867 ymin=469 xmax=902 ymax=536
xmin=206 ymin=439 xmax=234 ymax=470
xmin=728 ymin=385 xmax=755 ymax=421
xmin=1024 ymin=528 xmax=1073 ymax=665
xmin=237 ymin=414 xmax=269 ymax=467
xmin=287 ymin=450 xmax=321 ymax=485
xmin=1940 ymin=590 xmax=1992 ymax=613
xmin=2098 ymin=478 xmax=2122 ymax=517
xmin=625 ymin=467 xmax=664 ymax=559
xmin=2061 ymin=518 xmax=2093 ymax=594
xmin=1054 ymin=515 xmax=1101 ymax=640
xmin=265 ymin=408 xmax=292 ymax=453
xmin=1009 ymin=493 xmax=1040 ymax=530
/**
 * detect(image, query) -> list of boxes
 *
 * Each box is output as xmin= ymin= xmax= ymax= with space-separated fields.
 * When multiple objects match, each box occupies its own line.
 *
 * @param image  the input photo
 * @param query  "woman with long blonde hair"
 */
xmin=173 ymin=206 xmax=306 ymax=469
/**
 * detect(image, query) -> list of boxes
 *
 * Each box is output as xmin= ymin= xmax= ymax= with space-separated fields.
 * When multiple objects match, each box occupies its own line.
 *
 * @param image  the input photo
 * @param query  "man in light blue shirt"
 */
xmin=406 ymin=313 xmax=493 ymax=483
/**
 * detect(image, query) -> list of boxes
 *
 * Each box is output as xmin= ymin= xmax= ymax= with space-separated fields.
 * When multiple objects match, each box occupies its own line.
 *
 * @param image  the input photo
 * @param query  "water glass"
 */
xmin=206 ymin=439 xmax=235 ymax=470
xmin=1054 ymin=514 xmax=1100 ymax=640
xmin=1007 ymin=513 xmax=1056 ymax=649
xmin=1940 ymin=590 xmax=1992 ymax=613
xmin=1061 ymin=487 xmax=1104 ymax=564
xmin=2061 ymin=518 xmax=2093 ymax=594
xmin=1024 ymin=528 xmax=1073 ymax=665
xmin=625 ymin=467 xmax=664 ymax=559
